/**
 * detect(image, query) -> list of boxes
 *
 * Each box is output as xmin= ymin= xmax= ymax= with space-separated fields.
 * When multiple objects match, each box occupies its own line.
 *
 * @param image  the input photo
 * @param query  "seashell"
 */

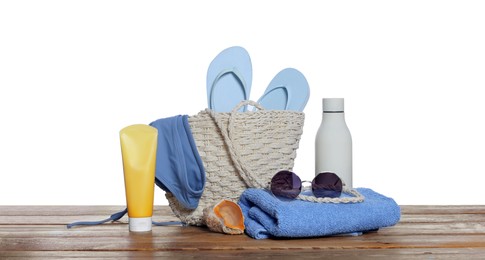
xmin=203 ymin=199 xmax=245 ymax=235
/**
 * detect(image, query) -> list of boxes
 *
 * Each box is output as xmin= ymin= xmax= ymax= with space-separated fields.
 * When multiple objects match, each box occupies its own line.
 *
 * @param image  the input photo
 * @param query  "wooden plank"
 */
xmin=1 ymin=205 xmax=485 ymax=258
xmin=1 ymin=225 xmax=485 ymax=251
xmin=1 ymin=235 xmax=485 ymax=252
xmin=400 ymin=205 xmax=485 ymax=214
xmin=0 ymin=206 xmax=174 ymax=216
xmin=0 ymin=205 xmax=179 ymax=225
xmin=2 ymin=205 xmax=484 ymax=216
xmin=2 ymin=213 xmax=484 ymax=226
xmin=400 ymin=214 xmax=485 ymax=223
xmin=380 ymin=222 xmax=485 ymax=235
xmin=0 ymin=215 xmax=181 ymax=225
xmin=1 ymin=221 xmax=485 ymax=238
xmin=2 ymin=214 xmax=484 ymax=225
xmin=2 ymin=205 xmax=485 ymax=215
xmin=2 ymin=249 xmax=485 ymax=260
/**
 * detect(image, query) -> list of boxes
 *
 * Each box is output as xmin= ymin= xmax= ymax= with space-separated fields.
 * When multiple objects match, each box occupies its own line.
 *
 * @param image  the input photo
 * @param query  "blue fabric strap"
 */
xmin=152 ymin=220 xmax=185 ymax=226
xmin=66 ymin=208 xmax=183 ymax=228
xmin=67 ymin=208 xmax=128 ymax=229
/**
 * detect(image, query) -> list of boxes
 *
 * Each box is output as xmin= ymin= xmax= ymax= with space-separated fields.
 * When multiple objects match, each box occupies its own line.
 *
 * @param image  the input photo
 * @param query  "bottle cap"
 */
xmin=129 ymin=217 xmax=152 ymax=232
xmin=322 ymin=98 xmax=344 ymax=112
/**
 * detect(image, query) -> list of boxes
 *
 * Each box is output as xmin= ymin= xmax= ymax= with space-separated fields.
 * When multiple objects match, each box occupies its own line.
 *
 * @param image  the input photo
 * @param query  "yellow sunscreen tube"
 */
xmin=120 ymin=124 xmax=158 ymax=232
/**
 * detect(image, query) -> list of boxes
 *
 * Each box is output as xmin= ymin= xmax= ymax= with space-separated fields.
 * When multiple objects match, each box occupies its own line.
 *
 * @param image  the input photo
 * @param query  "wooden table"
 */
xmin=1 ymin=205 xmax=484 ymax=259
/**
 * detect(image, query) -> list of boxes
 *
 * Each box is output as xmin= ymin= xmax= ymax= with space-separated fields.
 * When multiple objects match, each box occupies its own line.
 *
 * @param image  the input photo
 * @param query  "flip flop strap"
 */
xmin=259 ymin=85 xmax=290 ymax=110
xmin=210 ymin=68 xmax=248 ymax=111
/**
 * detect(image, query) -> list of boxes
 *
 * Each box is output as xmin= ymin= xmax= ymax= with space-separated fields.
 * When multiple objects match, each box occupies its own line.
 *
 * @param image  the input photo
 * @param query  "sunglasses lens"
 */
xmin=270 ymin=170 xmax=302 ymax=199
xmin=312 ymin=172 xmax=343 ymax=198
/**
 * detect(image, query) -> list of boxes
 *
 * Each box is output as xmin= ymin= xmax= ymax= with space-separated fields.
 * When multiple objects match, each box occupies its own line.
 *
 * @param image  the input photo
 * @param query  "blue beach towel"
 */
xmin=238 ymin=188 xmax=400 ymax=239
xmin=149 ymin=115 xmax=205 ymax=209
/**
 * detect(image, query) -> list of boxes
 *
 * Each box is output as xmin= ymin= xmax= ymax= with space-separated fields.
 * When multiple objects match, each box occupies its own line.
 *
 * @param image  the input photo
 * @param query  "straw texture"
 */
xmin=165 ymin=101 xmax=305 ymax=225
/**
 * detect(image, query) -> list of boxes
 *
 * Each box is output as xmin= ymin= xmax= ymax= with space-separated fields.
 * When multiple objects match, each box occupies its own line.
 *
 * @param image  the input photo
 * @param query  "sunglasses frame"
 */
xmin=269 ymin=170 xmax=343 ymax=199
xmin=267 ymin=170 xmax=365 ymax=203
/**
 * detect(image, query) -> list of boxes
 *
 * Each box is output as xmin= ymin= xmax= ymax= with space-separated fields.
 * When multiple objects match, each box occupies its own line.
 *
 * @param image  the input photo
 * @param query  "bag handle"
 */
xmin=207 ymin=100 xmax=268 ymax=189
xmin=229 ymin=100 xmax=265 ymax=113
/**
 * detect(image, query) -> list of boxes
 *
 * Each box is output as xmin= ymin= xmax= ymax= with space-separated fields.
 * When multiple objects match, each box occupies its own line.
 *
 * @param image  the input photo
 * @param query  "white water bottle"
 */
xmin=315 ymin=98 xmax=353 ymax=188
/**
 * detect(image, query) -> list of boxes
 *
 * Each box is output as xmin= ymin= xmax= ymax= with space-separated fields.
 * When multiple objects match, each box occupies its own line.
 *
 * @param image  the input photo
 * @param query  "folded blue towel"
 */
xmin=238 ymin=188 xmax=400 ymax=239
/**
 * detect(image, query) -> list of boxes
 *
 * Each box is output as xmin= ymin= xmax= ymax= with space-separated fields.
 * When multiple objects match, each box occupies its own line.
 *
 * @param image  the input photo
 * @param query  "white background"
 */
xmin=1 ymin=1 xmax=484 ymax=205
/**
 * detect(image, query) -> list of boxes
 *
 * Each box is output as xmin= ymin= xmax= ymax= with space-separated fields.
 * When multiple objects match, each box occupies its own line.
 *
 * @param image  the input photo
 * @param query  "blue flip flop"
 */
xmin=207 ymin=46 xmax=252 ymax=112
xmin=257 ymin=68 xmax=310 ymax=111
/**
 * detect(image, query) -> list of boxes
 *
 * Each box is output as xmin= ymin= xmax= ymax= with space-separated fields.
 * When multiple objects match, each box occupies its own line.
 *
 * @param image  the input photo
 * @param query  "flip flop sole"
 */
xmin=257 ymin=68 xmax=310 ymax=111
xmin=206 ymin=46 xmax=252 ymax=112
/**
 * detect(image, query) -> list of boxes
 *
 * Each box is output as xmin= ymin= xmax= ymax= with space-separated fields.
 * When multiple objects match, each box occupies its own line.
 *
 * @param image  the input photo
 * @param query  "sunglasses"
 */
xmin=269 ymin=170 xmax=343 ymax=199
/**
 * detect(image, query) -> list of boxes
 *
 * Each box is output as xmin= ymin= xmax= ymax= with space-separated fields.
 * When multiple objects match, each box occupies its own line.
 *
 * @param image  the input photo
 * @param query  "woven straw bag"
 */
xmin=165 ymin=100 xmax=305 ymax=226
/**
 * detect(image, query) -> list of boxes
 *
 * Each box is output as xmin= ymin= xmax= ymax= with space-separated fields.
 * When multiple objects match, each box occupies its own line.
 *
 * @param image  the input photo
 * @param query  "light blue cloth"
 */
xmin=238 ymin=188 xmax=400 ymax=239
xmin=149 ymin=115 xmax=205 ymax=209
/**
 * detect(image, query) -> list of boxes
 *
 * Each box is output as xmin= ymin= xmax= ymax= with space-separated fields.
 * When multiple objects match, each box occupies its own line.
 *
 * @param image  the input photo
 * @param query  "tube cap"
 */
xmin=129 ymin=217 xmax=152 ymax=232
xmin=322 ymin=98 xmax=344 ymax=112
